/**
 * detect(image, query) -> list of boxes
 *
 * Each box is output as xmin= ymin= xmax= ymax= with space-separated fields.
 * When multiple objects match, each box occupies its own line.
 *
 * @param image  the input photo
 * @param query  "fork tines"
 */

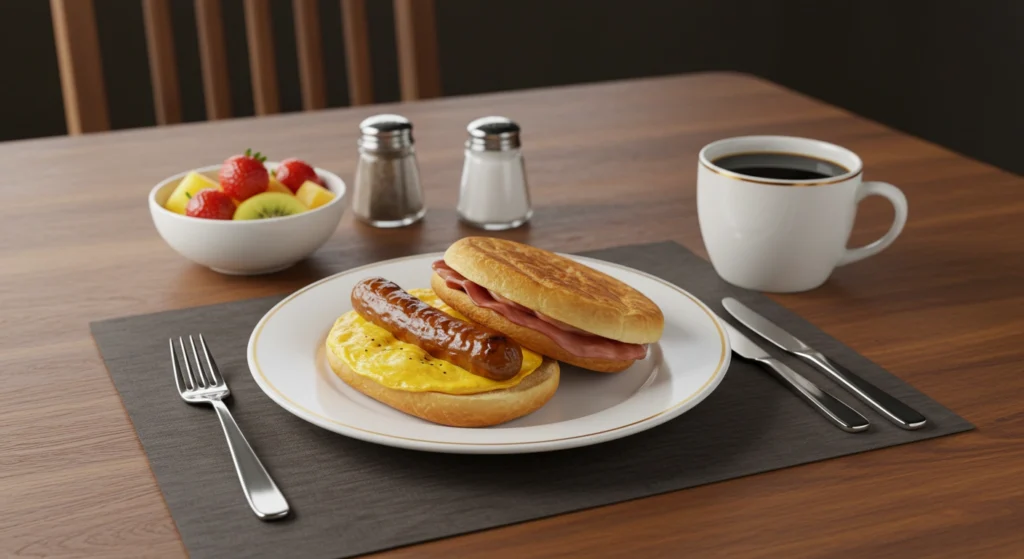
xmin=169 ymin=334 xmax=223 ymax=392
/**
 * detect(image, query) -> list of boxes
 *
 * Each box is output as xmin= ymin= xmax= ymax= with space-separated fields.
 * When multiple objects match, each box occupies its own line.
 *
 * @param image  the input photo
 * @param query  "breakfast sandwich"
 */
xmin=431 ymin=237 xmax=664 ymax=372
xmin=326 ymin=278 xmax=559 ymax=427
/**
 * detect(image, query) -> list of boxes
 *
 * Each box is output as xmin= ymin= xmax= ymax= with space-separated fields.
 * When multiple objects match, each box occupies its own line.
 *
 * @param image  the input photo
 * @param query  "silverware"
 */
xmin=170 ymin=335 xmax=290 ymax=520
xmin=722 ymin=298 xmax=927 ymax=430
xmin=722 ymin=320 xmax=870 ymax=433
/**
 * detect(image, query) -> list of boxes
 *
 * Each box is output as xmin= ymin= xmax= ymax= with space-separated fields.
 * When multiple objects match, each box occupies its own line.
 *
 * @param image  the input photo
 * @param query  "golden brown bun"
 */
xmin=432 ymin=273 xmax=634 ymax=373
xmin=443 ymin=237 xmax=664 ymax=344
xmin=327 ymin=345 xmax=560 ymax=427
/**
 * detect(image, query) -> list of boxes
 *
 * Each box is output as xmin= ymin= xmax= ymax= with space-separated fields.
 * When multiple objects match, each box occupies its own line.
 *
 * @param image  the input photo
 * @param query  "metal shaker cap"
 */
xmin=466 ymin=116 xmax=521 ymax=152
xmin=358 ymin=114 xmax=414 ymax=151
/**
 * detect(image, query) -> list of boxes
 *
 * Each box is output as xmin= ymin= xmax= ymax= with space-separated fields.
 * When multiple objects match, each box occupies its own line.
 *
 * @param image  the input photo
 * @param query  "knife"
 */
xmin=721 ymin=320 xmax=869 ymax=433
xmin=722 ymin=297 xmax=927 ymax=430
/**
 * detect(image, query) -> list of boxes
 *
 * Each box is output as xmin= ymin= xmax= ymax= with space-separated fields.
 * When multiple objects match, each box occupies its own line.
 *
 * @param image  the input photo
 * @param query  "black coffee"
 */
xmin=712 ymin=152 xmax=849 ymax=181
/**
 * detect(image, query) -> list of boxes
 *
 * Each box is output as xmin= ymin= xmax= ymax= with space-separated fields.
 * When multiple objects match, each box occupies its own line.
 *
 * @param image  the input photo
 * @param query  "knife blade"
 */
xmin=722 ymin=297 xmax=927 ymax=430
xmin=722 ymin=320 xmax=869 ymax=433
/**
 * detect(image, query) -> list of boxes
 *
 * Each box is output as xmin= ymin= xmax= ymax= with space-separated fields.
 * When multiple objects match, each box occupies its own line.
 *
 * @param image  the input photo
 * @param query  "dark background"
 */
xmin=3 ymin=0 xmax=1021 ymax=174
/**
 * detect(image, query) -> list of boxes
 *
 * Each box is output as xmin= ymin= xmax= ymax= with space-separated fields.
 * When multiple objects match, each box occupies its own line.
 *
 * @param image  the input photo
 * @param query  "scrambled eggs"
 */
xmin=327 ymin=288 xmax=542 ymax=394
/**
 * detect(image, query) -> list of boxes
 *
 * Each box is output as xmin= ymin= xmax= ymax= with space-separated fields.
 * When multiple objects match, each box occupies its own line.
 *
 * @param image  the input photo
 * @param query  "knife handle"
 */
xmin=756 ymin=357 xmax=870 ymax=433
xmin=796 ymin=351 xmax=927 ymax=430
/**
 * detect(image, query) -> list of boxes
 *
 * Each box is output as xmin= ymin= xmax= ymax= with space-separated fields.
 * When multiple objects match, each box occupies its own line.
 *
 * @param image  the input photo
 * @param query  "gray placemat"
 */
xmin=90 ymin=241 xmax=972 ymax=559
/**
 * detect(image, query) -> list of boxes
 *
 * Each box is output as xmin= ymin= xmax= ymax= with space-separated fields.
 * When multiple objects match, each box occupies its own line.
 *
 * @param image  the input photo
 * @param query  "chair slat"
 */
xmin=243 ymin=0 xmax=279 ymax=115
xmin=293 ymin=0 xmax=327 ymax=110
xmin=341 ymin=0 xmax=374 ymax=105
xmin=194 ymin=0 xmax=232 ymax=120
xmin=393 ymin=0 xmax=441 ymax=101
xmin=142 ymin=0 xmax=182 ymax=125
xmin=49 ymin=0 xmax=110 ymax=134
xmin=53 ymin=0 xmax=446 ymax=133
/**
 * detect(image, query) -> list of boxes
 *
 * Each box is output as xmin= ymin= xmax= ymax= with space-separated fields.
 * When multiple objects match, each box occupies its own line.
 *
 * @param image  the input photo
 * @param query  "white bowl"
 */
xmin=149 ymin=162 xmax=347 ymax=275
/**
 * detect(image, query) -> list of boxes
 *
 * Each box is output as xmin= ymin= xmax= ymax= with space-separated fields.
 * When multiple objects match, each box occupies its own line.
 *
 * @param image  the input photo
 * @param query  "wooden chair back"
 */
xmin=49 ymin=0 xmax=441 ymax=134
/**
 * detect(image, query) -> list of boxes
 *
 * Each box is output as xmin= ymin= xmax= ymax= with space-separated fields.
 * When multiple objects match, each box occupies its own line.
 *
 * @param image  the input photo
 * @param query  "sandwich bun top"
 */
xmin=443 ymin=237 xmax=664 ymax=344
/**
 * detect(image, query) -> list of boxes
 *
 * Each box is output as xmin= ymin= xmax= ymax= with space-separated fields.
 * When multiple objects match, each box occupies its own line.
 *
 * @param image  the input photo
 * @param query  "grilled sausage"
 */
xmin=351 ymin=277 xmax=523 ymax=380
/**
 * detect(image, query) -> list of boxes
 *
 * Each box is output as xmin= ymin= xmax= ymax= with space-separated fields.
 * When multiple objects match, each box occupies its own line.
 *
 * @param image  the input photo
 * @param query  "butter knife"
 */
xmin=722 ymin=297 xmax=927 ymax=430
xmin=722 ymin=321 xmax=869 ymax=432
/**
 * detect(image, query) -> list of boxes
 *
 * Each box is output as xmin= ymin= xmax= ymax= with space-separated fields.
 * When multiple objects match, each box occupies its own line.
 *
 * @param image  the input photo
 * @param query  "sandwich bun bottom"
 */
xmin=328 ymin=347 xmax=559 ymax=428
xmin=432 ymin=273 xmax=635 ymax=373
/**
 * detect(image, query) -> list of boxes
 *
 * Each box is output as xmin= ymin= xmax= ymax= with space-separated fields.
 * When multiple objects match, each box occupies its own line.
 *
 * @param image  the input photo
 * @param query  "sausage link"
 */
xmin=351 ymin=277 xmax=523 ymax=380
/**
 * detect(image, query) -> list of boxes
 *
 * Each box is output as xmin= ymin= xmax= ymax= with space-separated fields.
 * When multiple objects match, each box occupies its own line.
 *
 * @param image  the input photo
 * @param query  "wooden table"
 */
xmin=2 ymin=72 xmax=1022 ymax=558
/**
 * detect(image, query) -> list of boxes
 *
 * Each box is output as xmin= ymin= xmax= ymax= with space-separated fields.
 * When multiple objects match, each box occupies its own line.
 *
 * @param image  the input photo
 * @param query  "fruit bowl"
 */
xmin=149 ymin=163 xmax=347 ymax=275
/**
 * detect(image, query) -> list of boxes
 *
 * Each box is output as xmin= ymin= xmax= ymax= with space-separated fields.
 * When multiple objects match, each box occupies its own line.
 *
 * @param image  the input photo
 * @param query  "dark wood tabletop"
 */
xmin=1 ymin=72 xmax=1021 ymax=558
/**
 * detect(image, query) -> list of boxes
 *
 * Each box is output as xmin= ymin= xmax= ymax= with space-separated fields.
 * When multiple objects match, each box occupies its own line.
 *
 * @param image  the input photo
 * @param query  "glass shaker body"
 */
xmin=457 ymin=116 xmax=532 ymax=231
xmin=351 ymin=114 xmax=426 ymax=228
xmin=457 ymin=148 xmax=532 ymax=230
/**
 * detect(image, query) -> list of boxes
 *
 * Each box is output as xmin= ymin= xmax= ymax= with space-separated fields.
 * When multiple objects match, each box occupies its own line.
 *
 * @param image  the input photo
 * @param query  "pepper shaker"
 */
xmin=457 ymin=116 xmax=532 ymax=230
xmin=351 ymin=114 xmax=426 ymax=227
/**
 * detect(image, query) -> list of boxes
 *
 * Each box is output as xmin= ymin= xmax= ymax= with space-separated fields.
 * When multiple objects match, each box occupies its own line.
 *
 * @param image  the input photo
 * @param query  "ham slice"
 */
xmin=432 ymin=260 xmax=647 ymax=361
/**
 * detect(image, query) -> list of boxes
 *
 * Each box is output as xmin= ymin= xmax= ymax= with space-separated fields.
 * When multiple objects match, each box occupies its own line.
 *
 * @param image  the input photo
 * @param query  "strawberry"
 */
xmin=185 ymin=189 xmax=236 ymax=220
xmin=219 ymin=149 xmax=269 ymax=201
xmin=275 ymin=158 xmax=322 ymax=193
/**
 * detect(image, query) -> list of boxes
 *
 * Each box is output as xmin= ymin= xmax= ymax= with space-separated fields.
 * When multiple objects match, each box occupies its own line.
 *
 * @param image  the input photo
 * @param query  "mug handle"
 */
xmin=837 ymin=181 xmax=908 ymax=266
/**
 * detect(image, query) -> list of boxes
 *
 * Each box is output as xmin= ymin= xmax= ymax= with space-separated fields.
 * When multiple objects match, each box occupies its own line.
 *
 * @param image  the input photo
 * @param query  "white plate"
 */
xmin=248 ymin=253 xmax=730 ymax=454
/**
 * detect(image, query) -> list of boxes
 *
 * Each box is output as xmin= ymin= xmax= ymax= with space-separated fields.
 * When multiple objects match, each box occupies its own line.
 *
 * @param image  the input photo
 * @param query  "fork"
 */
xmin=170 ymin=334 xmax=289 ymax=520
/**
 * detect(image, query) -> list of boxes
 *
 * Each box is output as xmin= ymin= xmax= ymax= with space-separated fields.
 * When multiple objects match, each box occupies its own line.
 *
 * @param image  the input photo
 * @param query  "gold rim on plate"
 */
xmin=248 ymin=254 xmax=728 ymax=447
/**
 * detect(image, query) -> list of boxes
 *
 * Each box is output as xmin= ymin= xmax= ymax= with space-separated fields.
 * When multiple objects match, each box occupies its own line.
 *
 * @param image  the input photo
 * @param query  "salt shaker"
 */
xmin=457 ymin=116 xmax=532 ymax=230
xmin=351 ymin=114 xmax=426 ymax=227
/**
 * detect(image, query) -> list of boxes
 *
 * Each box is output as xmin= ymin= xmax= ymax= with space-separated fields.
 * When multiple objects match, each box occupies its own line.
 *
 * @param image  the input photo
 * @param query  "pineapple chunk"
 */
xmin=267 ymin=176 xmax=293 ymax=194
xmin=295 ymin=180 xmax=335 ymax=210
xmin=165 ymin=172 xmax=220 ymax=214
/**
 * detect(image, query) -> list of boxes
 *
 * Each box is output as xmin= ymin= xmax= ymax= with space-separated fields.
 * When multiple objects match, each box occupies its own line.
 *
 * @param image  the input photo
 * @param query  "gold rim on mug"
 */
xmin=699 ymin=158 xmax=863 ymax=187
xmin=248 ymin=254 xmax=729 ymax=447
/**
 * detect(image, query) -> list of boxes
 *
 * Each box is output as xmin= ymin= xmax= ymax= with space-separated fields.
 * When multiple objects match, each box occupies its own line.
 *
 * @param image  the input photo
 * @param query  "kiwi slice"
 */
xmin=233 ymin=192 xmax=308 ymax=220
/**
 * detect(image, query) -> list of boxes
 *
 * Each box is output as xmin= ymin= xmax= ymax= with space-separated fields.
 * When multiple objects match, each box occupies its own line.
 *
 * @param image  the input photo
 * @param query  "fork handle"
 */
xmin=211 ymin=399 xmax=290 ymax=520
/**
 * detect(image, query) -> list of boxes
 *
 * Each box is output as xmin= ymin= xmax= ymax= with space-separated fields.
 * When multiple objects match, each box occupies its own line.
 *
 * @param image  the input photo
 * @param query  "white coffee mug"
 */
xmin=697 ymin=136 xmax=908 ymax=293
